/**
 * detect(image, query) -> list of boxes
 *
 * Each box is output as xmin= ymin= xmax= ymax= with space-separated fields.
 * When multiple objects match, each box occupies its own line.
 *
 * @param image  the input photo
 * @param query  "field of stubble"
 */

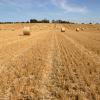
xmin=0 ymin=23 xmax=100 ymax=100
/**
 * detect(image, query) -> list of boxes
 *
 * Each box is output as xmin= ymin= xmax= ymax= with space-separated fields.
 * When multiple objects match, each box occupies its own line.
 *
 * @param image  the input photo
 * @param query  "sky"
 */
xmin=0 ymin=0 xmax=100 ymax=22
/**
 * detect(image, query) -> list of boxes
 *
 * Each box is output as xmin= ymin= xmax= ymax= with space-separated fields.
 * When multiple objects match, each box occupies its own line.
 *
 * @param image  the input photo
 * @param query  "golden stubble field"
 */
xmin=0 ymin=23 xmax=100 ymax=100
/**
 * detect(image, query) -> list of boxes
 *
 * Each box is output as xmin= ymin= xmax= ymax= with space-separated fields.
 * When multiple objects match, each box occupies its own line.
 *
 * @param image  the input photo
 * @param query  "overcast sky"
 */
xmin=0 ymin=0 xmax=100 ymax=22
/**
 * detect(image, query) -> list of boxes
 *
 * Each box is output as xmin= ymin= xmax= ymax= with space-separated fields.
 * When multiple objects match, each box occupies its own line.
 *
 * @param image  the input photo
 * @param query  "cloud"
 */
xmin=0 ymin=0 xmax=88 ymax=13
xmin=52 ymin=0 xmax=88 ymax=13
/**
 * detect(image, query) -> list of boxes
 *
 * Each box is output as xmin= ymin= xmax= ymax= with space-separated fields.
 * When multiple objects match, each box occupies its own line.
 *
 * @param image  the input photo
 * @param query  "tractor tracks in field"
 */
xmin=0 ymin=27 xmax=100 ymax=100
xmin=63 ymin=31 xmax=100 ymax=99
xmin=42 ymin=30 xmax=87 ymax=99
xmin=49 ymin=30 xmax=100 ymax=100
xmin=62 ymin=32 xmax=100 ymax=65
xmin=37 ymin=31 xmax=55 ymax=100
xmin=50 ymin=32 xmax=81 ymax=99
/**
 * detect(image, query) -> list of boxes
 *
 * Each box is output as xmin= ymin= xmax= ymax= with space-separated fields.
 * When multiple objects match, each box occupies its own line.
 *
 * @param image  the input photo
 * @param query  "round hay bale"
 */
xmin=81 ymin=28 xmax=84 ymax=31
xmin=97 ymin=28 xmax=100 ymax=30
xmin=61 ymin=27 xmax=65 ymax=32
xmin=76 ymin=28 xmax=80 ymax=32
xmin=23 ymin=27 xmax=30 ymax=35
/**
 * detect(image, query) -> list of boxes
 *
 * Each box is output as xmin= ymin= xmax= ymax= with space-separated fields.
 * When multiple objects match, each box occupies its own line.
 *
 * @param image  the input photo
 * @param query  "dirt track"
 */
xmin=0 ymin=24 xmax=100 ymax=100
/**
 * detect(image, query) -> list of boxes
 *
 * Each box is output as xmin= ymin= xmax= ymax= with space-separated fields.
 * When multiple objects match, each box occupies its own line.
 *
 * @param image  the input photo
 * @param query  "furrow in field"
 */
xmin=64 ymin=29 xmax=100 ymax=55
xmin=62 ymin=31 xmax=100 ymax=64
xmin=61 ymin=32 xmax=99 ymax=99
xmin=50 ymin=30 xmax=100 ymax=100
xmin=0 ymin=24 xmax=100 ymax=100
xmin=38 ymin=31 xmax=55 ymax=100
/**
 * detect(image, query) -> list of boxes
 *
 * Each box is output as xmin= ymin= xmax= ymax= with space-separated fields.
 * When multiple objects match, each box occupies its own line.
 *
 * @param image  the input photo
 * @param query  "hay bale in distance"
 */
xmin=76 ymin=28 xmax=80 ymax=32
xmin=81 ymin=28 xmax=84 ymax=31
xmin=97 ymin=28 xmax=100 ymax=30
xmin=61 ymin=27 xmax=65 ymax=32
xmin=23 ymin=27 xmax=31 ymax=35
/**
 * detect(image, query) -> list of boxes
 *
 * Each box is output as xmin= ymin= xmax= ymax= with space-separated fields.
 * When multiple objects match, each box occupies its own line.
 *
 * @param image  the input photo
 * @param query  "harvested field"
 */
xmin=0 ymin=23 xmax=100 ymax=100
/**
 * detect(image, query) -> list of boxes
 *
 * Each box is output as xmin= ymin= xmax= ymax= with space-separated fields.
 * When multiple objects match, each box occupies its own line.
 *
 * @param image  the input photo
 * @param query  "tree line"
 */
xmin=0 ymin=19 xmax=75 ymax=24
xmin=0 ymin=19 xmax=96 ymax=24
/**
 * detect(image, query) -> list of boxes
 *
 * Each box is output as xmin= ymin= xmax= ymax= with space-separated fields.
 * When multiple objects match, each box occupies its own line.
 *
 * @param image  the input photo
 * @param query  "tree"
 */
xmin=30 ymin=19 xmax=38 ymax=23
